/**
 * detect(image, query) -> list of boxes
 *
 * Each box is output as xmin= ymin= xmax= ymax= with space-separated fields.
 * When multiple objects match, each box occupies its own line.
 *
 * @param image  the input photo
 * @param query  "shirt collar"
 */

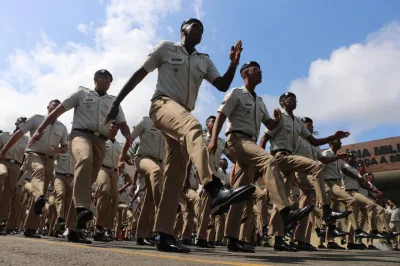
xmin=175 ymin=42 xmax=198 ymax=55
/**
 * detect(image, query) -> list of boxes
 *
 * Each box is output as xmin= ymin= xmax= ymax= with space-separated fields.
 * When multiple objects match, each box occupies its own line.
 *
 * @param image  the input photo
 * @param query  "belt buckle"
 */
xmin=252 ymin=136 xmax=257 ymax=141
xmin=10 ymin=159 xmax=15 ymax=163
xmin=94 ymin=131 xmax=100 ymax=137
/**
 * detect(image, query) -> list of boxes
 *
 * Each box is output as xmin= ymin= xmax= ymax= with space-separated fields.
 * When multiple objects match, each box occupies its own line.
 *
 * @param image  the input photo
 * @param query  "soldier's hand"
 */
xmin=207 ymin=139 xmax=217 ymax=154
xmin=102 ymin=104 xmax=119 ymax=125
xmin=117 ymin=159 xmax=125 ymax=175
xmin=273 ymin=108 xmax=282 ymax=122
xmin=333 ymin=130 xmax=350 ymax=140
xmin=229 ymin=40 xmax=243 ymax=66
xmin=28 ymin=130 xmax=44 ymax=147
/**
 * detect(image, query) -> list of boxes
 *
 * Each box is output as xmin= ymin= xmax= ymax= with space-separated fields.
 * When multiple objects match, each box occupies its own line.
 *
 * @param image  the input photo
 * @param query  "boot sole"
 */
xmin=211 ymin=185 xmax=256 ymax=216
xmin=77 ymin=210 xmax=93 ymax=224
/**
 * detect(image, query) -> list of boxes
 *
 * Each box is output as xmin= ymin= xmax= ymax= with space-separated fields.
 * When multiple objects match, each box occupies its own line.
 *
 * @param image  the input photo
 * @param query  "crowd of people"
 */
xmin=0 ymin=18 xmax=399 ymax=255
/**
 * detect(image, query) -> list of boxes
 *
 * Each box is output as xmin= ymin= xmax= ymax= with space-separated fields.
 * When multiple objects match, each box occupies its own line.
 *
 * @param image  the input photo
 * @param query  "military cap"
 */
xmin=279 ymin=92 xmax=296 ymax=102
xmin=240 ymin=61 xmax=261 ymax=74
xmin=347 ymin=151 xmax=357 ymax=157
xmin=181 ymin=18 xmax=203 ymax=30
xmin=301 ymin=117 xmax=313 ymax=123
xmin=94 ymin=69 xmax=113 ymax=82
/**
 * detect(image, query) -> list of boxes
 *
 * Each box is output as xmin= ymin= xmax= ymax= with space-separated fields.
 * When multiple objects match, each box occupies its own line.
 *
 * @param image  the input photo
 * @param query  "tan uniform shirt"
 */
xmin=265 ymin=110 xmax=311 ymax=153
xmin=142 ymin=41 xmax=220 ymax=111
xmin=0 ymin=131 xmax=28 ymax=164
xmin=218 ymin=86 xmax=271 ymax=140
xmin=103 ymin=140 xmax=123 ymax=169
xmin=322 ymin=148 xmax=345 ymax=181
xmin=19 ymin=115 xmax=68 ymax=157
xmin=203 ymin=132 xmax=228 ymax=172
xmin=62 ymin=87 xmax=126 ymax=138
xmin=55 ymin=152 xmax=75 ymax=175
xmin=295 ymin=137 xmax=323 ymax=161
xmin=131 ymin=117 xmax=165 ymax=161
xmin=341 ymin=164 xmax=362 ymax=191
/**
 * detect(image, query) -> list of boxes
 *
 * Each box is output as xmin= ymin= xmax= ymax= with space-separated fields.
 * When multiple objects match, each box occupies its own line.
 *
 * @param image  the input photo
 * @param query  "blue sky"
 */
xmin=1 ymin=0 xmax=399 ymax=144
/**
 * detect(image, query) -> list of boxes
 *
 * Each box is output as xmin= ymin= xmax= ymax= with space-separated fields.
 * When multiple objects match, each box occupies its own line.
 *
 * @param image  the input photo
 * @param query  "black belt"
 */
xmin=325 ymin=179 xmax=340 ymax=183
xmin=226 ymin=130 xmax=257 ymax=142
xmin=102 ymin=164 xmax=118 ymax=172
xmin=55 ymin=172 xmax=73 ymax=177
xmin=28 ymin=152 xmax=54 ymax=159
xmin=346 ymin=189 xmax=358 ymax=193
xmin=3 ymin=158 xmax=22 ymax=166
xmin=73 ymin=128 xmax=108 ymax=141
xmin=271 ymin=149 xmax=293 ymax=156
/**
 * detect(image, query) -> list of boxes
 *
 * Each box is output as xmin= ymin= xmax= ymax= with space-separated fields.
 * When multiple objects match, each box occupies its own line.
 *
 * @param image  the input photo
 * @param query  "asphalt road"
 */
xmin=0 ymin=235 xmax=399 ymax=266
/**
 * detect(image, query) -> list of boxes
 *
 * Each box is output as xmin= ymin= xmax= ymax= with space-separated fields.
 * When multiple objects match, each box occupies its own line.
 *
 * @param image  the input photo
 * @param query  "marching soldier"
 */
xmin=27 ymin=69 xmax=131 ymax=243
xmin=0 ymin=117 xmax=29 ymax=235
xmin=0 ymin=100 xmax=68 ymax=238
xmin=103 ymin=18 xmax=254 ymax=253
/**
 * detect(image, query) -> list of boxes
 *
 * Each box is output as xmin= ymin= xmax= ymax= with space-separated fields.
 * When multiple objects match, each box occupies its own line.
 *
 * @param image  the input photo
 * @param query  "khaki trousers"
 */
xmin=150 ymin=97 xmax=214 ymax=235
xmin=214 ymin=213 xmax=226 ymax=242
xmin=275 ymin=153 xmax=329 ymax=206
xmin=95 ymin=167 xmax=118 ymax=229
xmin=225 ymin=133 xmax=290 ymax=238
xmin=240 ymin=205 xmax=256 ymax=243
xmin=70 ymin=131 xmax=106 ymax=210
xmin=0 ymin=160 xmax=21 ymax=221
xmin=347 ymin=191 xmax=377 ymax=243
xmin=376 ymin=204 xmax=390 ymax=232
xmin=135 ymin=155 xmax=163 ymax=238
xmin=179 ymin=189 xmax=199 ymax=240
xmin=115 ymin=203 xmax=131 ymax=238
xmin=196 ymin=189 xmax=212 ymax=240
xmin=46 ymin=194 xmax=57 ymax=232
xmin=54 ymin=174 xmax=74 ymax=221
xmin=253 ymin=187 xmax=268 ymax=236
xmin=268 ymin=173 xmax=294 ymax=236
xmin=6 ymin=185 xmax=24 ymax=229
xmin=24 ymin=153 xmax=54 ymax=230
xmin=390 ymin=222 xmax=400 ymax=249
xmin=173 ymin=211 xmax=183 ymax=239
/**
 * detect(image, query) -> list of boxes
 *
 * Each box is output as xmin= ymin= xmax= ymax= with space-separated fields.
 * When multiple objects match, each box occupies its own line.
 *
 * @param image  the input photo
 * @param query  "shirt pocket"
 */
xmin=197 ymin=61 xmax=207 ymax=79
xmin=82 ymin=97 xmax=96 ymax=112
xmin=53 ymin=130 xmax=63 ymax=145
xmin=241 ymin=102 xmax=254 ymax=119
xmin=168 ymin=57 xmax=185 ymax=76
xmin=102 ymin=100 xmax=113 ymax=116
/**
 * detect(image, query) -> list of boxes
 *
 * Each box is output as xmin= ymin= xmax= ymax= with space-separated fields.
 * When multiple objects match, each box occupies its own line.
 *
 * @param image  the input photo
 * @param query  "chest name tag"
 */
xmin=84 ymin=98 xmax=95 ymax=104
xmin=245 ymin=103 xmax=253 ymax=107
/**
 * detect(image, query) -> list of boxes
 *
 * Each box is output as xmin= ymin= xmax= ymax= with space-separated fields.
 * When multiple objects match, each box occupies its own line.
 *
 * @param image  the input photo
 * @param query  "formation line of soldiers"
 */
xmin=0 ymin=18 xmax=399 ymax=255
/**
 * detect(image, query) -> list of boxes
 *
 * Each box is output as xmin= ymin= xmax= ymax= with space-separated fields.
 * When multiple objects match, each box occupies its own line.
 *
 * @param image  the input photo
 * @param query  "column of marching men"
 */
xmin=0 ymin=18 xmax=400 ymax=256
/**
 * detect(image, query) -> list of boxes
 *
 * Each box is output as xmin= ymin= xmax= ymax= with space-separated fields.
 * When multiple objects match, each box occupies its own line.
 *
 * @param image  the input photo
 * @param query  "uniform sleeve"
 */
xmin=62 ymin=89 xmax=80 ymax=111
xmin=299 ymin=122 xmax=312 ymax=139
xmin=204 ymin=58 xmax=221 ymax=84
xmin=130 ymin=118 xmax=145 ymax=140
xmin=264 ymin=118 xmax=283 ymax=137
xmin=315 ymin=147 xmax=323 ymax=160
xmin=0 ymin=134 xmax=4 ymax=149
xmin=218 ymin=90 xmax=238 ymax=117
xmin=60 ymin=127 xmax=69 ymax=146
xmin=115 ymin=105 xmax=126 ymax=124
xmin=261 ymin=105 xmax=272 ymax=124
xmin=141 ymin=41 xmax=166 ymax=73
xmin=18 ymin=115 xmax=38 ymax=134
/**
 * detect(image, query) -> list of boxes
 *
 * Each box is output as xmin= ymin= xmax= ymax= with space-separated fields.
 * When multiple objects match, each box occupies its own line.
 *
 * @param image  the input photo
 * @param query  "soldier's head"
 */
xmin=279 ymin=92 xmax=297 ymax=111
xmin=357 ymin=162 xmax=366 ymax=175
xmin=181 ymin=18 xmax=204 ymax=46
xmin=329 ymin=139 xmax=342 ymax=151
xmin=346 ymin=151 xmax=357 ymax=166
xmin=301 ymin=117 xmax=313 ymax=134
xmin=240 ymin=61 xmax=262 ymax=86
xmin=219 ymin=158 xmax=228 ymax=170
xmin=206 ymin=115 xmax=216 ymax=132
xmin=366 ymin=173 xmax=375 ymax=183
xmin=47 ymin=99 xmax=61 ymax=114
xmin=108 ymin=121 xmax=119 ymax=139
xmin=94 ymin=69 xmax=113 ymax=92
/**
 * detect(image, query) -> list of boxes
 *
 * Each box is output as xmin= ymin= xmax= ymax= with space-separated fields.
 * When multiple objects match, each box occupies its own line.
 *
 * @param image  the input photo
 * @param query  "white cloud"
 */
xmin=77 ymin=22 xmax=94 ymax=35
xmin=264 ymin=21 xmax=400 ymax=141
xmin=192 ymin=0 xmax=205 ymax=20
xmin=0 ymin=0 xmax=182 ymax=141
